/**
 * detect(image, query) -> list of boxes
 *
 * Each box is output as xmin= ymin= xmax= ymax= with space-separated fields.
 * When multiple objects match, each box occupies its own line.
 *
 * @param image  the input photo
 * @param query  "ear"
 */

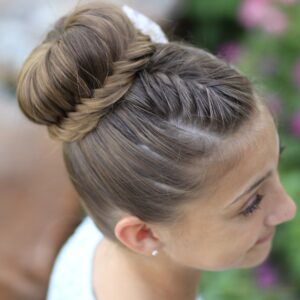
xmin=114 ymin=215 xmax=162 ymax=256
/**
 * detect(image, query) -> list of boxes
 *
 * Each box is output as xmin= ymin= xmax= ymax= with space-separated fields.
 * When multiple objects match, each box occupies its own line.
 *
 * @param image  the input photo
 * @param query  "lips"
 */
xmin=256 ymin=230 xmax=275 ymax=245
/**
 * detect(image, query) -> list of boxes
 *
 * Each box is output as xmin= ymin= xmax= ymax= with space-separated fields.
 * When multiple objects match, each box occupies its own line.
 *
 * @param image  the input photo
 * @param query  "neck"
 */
xmin=94 ymin=238 xmax=201 ymax=300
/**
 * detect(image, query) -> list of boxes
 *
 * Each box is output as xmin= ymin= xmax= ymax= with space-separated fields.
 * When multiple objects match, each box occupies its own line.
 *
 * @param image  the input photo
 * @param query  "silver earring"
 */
xmin=152 ymin=249 xmax=158 ymax=256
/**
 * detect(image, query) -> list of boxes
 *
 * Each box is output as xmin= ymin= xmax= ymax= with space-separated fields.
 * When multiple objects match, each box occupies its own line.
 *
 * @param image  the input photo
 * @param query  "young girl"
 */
xmin=16 ymin=2 xmax=297 ymax=300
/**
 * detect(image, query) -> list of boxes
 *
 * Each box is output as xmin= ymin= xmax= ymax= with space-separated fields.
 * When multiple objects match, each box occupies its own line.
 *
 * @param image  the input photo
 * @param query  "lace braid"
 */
xmin=48 ymin=33 xmax=155 ymax=142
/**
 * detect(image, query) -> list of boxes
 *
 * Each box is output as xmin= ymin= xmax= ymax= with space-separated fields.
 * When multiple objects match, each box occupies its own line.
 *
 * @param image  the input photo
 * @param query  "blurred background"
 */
xmin=1 ymin=0 xmax=299 ymax=299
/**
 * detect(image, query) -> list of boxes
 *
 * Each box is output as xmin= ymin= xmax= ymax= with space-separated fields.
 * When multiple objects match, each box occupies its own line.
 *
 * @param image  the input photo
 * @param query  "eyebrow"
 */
xmin=228 ymin=135 xmax=283 ymax=206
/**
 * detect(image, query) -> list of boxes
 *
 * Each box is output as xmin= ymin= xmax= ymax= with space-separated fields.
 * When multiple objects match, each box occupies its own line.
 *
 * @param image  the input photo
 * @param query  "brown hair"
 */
xmin=16 ymin=1 xmax=260 ymax=244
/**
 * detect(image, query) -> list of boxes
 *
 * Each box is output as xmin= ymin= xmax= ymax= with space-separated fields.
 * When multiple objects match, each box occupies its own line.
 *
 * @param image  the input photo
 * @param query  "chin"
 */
xmin=239 ymin=243 xmax=272 ymax=269
xmin=239 ymin=256 xmax=269 ymax=269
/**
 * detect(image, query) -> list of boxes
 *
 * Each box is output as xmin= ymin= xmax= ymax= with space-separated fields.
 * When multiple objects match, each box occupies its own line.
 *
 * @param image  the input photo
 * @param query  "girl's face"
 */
xmin=157 ymin=104 xmax=297 ymax=271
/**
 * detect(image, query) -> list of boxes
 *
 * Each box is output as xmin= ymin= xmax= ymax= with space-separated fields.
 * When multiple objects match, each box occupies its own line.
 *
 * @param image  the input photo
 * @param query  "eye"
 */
xmin=240 ymin=194 xmax=265 ymax=217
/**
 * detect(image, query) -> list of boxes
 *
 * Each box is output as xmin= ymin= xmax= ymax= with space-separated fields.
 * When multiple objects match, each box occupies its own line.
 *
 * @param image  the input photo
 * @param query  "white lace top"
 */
xmin=46 ymin=217 xmax=204 ymax=300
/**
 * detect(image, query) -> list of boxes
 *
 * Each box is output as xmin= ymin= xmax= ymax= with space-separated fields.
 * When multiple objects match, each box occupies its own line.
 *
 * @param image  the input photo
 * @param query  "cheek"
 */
xmin=188 ymin=218 xmax=262 ymax=270
xmin=224 ymin=218 xmax=262 ymax=251
xmin=164 ymin=209 xmax=265 ymax=271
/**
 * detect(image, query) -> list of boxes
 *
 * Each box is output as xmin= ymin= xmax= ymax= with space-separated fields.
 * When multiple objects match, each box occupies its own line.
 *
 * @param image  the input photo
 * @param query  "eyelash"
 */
xmin=241 ymin=194 xmax=265 ymax=217
xmin=280 ymin=144 xmax=286 ymax=156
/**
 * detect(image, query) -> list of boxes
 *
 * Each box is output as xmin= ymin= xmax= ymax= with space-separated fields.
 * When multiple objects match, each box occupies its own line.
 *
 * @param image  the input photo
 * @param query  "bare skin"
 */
xmin=93 ymin=103 xmax=297 ymax=300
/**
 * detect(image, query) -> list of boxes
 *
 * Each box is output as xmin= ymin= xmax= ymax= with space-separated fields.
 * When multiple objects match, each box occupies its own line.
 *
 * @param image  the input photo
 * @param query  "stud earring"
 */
xmin=152 ymin=249 xmax=158 ymax=256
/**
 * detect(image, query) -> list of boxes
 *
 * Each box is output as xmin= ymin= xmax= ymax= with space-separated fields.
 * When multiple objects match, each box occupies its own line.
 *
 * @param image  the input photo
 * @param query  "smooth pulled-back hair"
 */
xmin=17 ymin=1 xmax=260 ymax=244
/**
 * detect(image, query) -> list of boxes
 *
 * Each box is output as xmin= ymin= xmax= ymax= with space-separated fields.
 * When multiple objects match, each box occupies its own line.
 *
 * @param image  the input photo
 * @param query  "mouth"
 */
xmin=255 ymin=230 xmax=275 ymax=245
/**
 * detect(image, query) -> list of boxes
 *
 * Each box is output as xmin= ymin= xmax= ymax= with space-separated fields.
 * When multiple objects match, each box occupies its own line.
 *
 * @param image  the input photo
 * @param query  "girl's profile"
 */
xmin=16 ymin=1 xmax=297 ymax=299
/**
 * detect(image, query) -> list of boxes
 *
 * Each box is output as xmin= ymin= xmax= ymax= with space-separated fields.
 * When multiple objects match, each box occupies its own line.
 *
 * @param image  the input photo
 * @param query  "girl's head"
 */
xmin=16 ymin=1 xmax=296 ymax=271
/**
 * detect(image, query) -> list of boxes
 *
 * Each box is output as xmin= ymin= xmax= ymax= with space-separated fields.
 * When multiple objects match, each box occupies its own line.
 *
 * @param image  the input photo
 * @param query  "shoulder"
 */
xmin=46 ymin=217 xmax=104 ymax=300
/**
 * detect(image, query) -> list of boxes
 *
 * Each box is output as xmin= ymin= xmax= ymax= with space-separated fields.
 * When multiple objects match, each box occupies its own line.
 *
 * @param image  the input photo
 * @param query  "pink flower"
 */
xmin=290 ymin=110 xmax=300 ymax=137
xmin=261 ymin=7 xmax=288 ymax=35
xmin=217 ymin=42 xmax=243 ymax=64
xmin=293 ymin=59 xmax=300 ymax=89
xmin=238 ymin=0 xmax=270 ymax=28
xmin=238 ymin=0 xmax=288 ymax=35
xmin=255 ymin=261 xmax=279 ymax=289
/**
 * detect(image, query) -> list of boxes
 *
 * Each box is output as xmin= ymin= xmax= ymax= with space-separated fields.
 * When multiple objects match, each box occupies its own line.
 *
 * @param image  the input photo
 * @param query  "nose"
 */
xmin=266 ymin=189 xmax=297 ymax=227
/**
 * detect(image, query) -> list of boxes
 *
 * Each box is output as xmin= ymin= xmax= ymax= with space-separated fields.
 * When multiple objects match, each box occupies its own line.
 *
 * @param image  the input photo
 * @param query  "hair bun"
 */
xmin=16 ymin=1 xmax=155 ymax=142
